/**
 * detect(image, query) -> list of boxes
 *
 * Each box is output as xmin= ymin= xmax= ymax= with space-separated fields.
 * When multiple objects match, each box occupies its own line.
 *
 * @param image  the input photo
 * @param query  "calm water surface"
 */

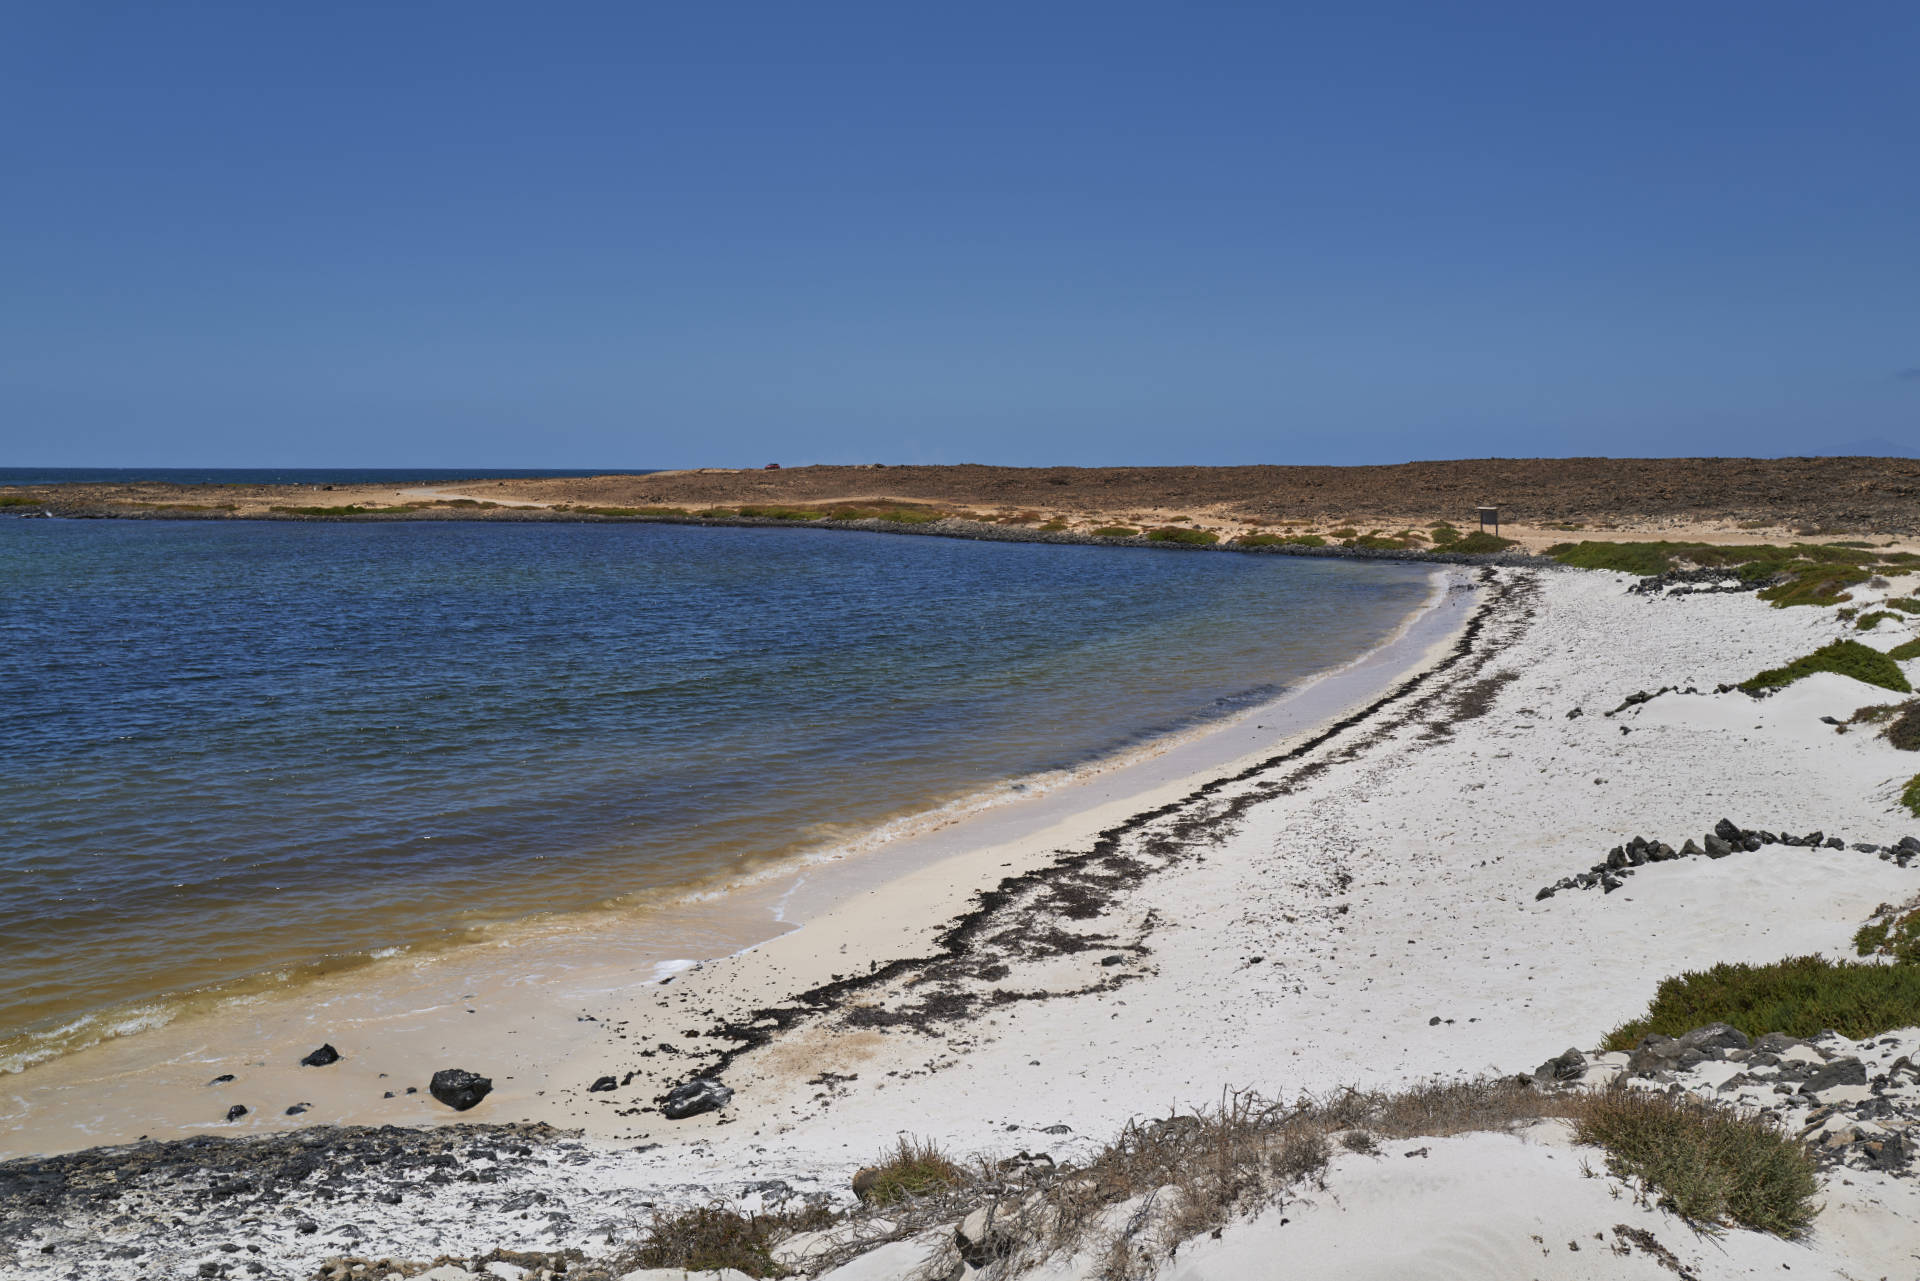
xmin=0 ymin=520 xmax=1431 ymax=1068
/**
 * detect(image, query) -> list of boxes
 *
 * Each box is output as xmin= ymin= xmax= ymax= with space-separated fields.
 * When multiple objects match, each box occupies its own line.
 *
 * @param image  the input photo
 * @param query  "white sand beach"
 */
xmin=7 ymin=564 xmax=1920 ymax=1280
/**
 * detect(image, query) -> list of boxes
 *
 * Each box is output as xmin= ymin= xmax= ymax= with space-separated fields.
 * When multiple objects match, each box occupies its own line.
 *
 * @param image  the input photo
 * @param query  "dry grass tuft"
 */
xmin=612 ymin=1201 xmax=837 ymax=1278
xmin=1571 ymin=1088 xmax=1820 ymax=1238
xmin=853 ymin=1135 xmax=968 ymax=1206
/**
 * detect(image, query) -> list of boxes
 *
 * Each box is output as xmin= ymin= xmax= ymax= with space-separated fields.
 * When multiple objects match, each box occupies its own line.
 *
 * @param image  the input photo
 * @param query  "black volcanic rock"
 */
xmin=429 ymin=1068 xmax=492 ymax=1112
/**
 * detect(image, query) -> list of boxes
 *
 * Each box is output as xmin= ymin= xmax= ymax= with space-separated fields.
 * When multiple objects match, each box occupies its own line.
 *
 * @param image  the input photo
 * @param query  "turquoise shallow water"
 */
xmin=0 ymin=519 xmax=1432 ymax=1063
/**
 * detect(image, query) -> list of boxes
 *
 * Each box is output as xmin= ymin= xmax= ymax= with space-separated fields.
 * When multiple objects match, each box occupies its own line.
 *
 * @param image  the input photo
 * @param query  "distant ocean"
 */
xmin=0 ymin=467 xmax=641 ymax=487
xmin=0 ymin=519 xmax=1435 ymax=1071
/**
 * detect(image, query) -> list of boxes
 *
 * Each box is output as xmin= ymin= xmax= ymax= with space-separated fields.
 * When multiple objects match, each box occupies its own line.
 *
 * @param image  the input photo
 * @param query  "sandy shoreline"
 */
xmin=8 ymin=561 xmax=1920 ymax=1279
xmin=0 ymin=568 xmax=1468 ymax=1162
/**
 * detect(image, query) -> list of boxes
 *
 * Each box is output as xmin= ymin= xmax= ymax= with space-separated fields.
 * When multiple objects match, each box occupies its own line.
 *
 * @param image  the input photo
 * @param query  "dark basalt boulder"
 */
xmin=299 ymin=1044 xmax=341 ymax=1068
xmin=588 ymin=1075 xmax=618 ymax=1093
xmin=660 ymin=1077 xmax=733 ymax=1119
xmin=429 ymin=1068 xmax=493 ymax=1112
xmin=224 ymin=1104 xmax=248 ymax=1122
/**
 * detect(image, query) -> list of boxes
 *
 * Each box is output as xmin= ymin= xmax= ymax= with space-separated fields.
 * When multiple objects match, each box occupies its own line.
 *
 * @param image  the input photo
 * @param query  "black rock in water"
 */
xmin=208 ymin=1074 xmax=235 ymax=1085
xmin=588 ymin=1075 xmax=618 ymax=1092
xmin=429 ymin=1068 xmax=493 ymax=1111
xmin=660 ymin=1077 xmax=733 ymax=1119
xmin=299 ymin=1044 xmax=341 ymax=1068
xmin=224 ymin=1105 xmax=247 ymax=1121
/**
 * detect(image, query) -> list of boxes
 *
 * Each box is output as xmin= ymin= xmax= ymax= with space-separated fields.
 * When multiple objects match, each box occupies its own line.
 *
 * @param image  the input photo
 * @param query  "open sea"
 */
xmin=0 ymin=467 xmax=634 ymax=488
xmin=0 ymin=518 xmax=1433 ymax=1071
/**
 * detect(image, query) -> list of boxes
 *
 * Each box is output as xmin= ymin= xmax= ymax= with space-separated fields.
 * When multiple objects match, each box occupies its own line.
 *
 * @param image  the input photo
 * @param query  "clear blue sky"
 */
xmin=3 ymin=2 xmax=1916 ymax=468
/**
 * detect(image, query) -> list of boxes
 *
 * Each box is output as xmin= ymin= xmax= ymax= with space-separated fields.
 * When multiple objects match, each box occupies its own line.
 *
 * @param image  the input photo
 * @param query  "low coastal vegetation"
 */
xmin=1145 ymin=526 xmax=1218 ymax=545
xmin=1446 ymin=530 xmax=1517 ymax=554
xmin=612 ymin=1076 xmax=1824 ymax=1279
xmin=1233 ymin=532 xmax=1324 ymax=548
xmin=269 ymin=504 xmax=416 ymax=516
xmin=562 ymin=504 xmax=690 ymax=517
xmin=1856 ymin=610 xmax=1898 ymax=630
xmin=852 ymin=1136 xmax=969 ymax=1206
xmin=1844 ymin=700 xmax=1920 ymax=750
xmin=1546 ymin=539 xmax=1920 ymax=607
xmin=1602 ymin=955 xmax=1920 ymax=1048
xmin=1089 ymin=526 xmax=1139 ymax=538
xmin=615 ymin=1202 xmax=835 ymax=1277
xmin=1904 ymin=774 xmax=1920 ymax=819
xmin=1854 ymin=895 xmax=1920 ymax=964
xmin=1739 ymin=639 xmax=1911 ymax=695
xmin=1572 ymin=1089 xmax=1819 ymax=1238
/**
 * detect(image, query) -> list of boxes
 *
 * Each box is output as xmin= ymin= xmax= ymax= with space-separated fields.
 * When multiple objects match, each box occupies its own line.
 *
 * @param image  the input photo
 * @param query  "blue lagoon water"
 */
xmin=0 ymin=520 xmax=1433 ymax=1067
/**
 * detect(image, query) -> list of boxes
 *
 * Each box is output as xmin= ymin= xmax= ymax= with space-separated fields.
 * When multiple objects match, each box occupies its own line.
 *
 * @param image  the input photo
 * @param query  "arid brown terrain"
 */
xmin=9 ymin=457 xmax=1920 ymax=551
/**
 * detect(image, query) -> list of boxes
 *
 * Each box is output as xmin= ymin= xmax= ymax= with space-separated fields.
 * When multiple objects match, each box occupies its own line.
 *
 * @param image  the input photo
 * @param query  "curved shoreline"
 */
xmin=0 ymin=550 xmax=1442 ymax=1082
xmin=0 ymin=566 xmax=1473 ymax=1161
xmin=8 ymin=502 xmax=1550 ymax=568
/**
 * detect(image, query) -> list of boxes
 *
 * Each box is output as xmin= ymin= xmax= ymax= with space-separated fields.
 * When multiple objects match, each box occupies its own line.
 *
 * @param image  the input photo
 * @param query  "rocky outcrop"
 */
xmin=1534 ymin=819 xmax=1917 ymax=901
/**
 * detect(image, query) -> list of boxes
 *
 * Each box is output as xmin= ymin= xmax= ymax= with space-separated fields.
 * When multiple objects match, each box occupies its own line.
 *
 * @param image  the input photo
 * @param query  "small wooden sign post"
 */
xmin=1477 ymin=505 xmax=1502 ymax=536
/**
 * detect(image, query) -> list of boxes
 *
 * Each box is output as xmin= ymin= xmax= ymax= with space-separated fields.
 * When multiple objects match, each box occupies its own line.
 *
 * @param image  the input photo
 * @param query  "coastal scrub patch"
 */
xmin=1602 ymin=955 xmax=1920 ymax=1049
xmin=615 ymin=1202 xmax=835 ymax=1278
xmin=1427 ymin=522 xmax=1462 ymax=546
xmin=735 ymin=505 xmax=828 ymax=521
xmin=1572 ymin=1089 xmax=1819 ymax=1238
xmin=268 ymin=504 xmax=412 ymax=516
xmin=1903 ymin=773 xmax=1920 ymax=819
xmin=1854 ymin=611 xmax=1897 ymax=631
xmin=571 ymin=505 xmax=689 ymax=517
xmin=1890 ymin=638 xmax=1920 ymax=662
xmin=1234 ymin=532 xmax=1325 ymax=548
xmin=1146 ymin=527 xmax=1218 ymax=546
xmin=1853 ymin=895 xmax=1920 ymax=964
xmin=1739 ymin=639 xmax=1910 ymax=696
xmin=1090 ymin=526 xmax=1139 ymax=538
xmin=1884 ymin=597 xmax=1920 ymax=615
xmin=852 ymin=1135 xmax=967 ymax=1206
xmin=1448 ymin=531 xmax=1518 ymax=554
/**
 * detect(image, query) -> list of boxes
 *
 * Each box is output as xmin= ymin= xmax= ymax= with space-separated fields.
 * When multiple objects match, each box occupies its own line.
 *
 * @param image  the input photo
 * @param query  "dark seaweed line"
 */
xmin=685 ymin=569 xmax=1517 ymax=1088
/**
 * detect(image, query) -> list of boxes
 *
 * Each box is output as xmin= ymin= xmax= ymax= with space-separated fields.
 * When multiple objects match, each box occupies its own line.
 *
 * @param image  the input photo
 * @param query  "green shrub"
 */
xmin=736 ymin=505 xmax=827 ymax=521
xmin=1903 ymin=773 xmax=1920 ymax=818
xmin=1038 ymin=519 xmax=1068 ymax=531
xmin=1855 ymin=611 xmax=1897 ymax=631
xmin=1888 ymin=639 xmax=1920 ymax=661
xmin=0 ymin=495 xmax=44 ymax=507
xmin=1884 ymin=598 xmax=1920 ymax=615
xmin=1887 ymin=705 xmax=1920 ymax=751
xmin=574 ymin=505 xmax=688 ymax=517
xmin=1854 ymin=896 xmax=1920 ymax=964
xmin=1234 ymin=532 xmax=1324 ymax=547
xmin=1090 ymin=526 xmax=1138 ymax=538
xmin=1446 ymin=531 xmax=1517 ymax=554
xmin=1740 ymin=639 xmax=1910 ymax=695
xmin=1147 ymin=527 xmax=1219 ymax=546
xmin=825 ymin=505 xmax=946 ymax=524
xmin=1757 ymin=562 xmax=1870 ymax=607
xmin=1573 ymin=1090 xmax=1819 ymax=1238
xmin=1329 ymin=527 xmax=1358 ymax=539
xmin=1602 ymin=955 xmax=1920 ymax=1050
xmin=1547 ymin=541 xmax=1687 ymax=575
